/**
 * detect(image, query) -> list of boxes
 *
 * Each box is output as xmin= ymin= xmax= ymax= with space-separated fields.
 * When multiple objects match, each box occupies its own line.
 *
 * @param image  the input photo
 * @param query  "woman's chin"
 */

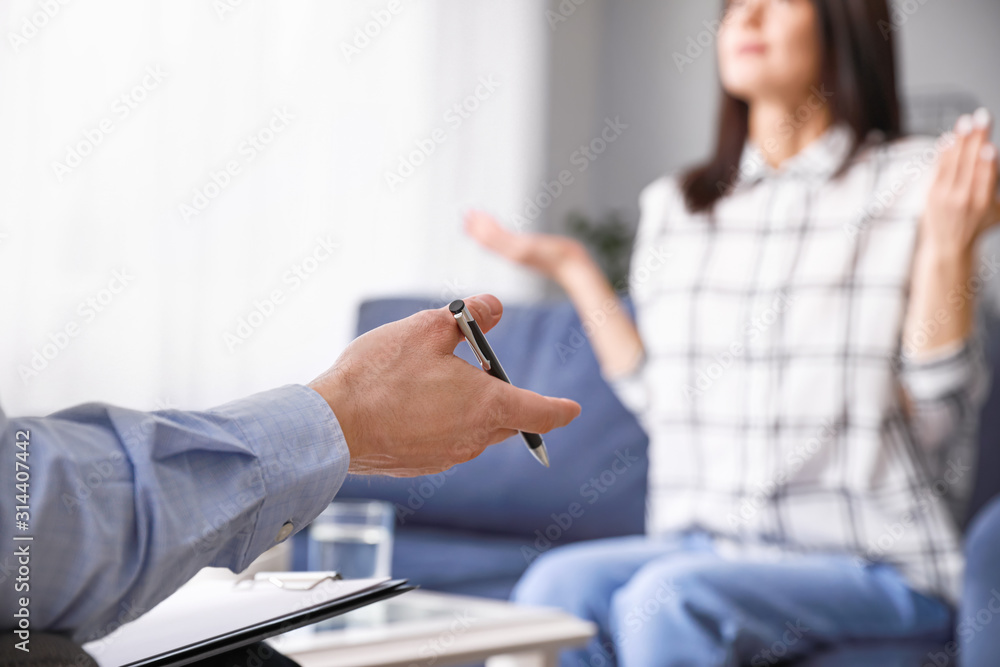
xmin=720 ymin=82 xmax=756 ymax=104
xmin=722 ymin=76 xmax=795 ymax=106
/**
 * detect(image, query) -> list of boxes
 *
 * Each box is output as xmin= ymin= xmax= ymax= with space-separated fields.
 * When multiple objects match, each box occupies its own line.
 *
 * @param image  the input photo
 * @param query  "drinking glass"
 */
xmin=307 ymin=500 xmax=394 ymax=580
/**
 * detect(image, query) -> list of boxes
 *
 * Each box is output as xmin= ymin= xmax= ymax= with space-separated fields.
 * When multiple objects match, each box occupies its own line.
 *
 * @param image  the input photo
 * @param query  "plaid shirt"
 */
xmin=608 ymin=124 xmax=990 ymax=604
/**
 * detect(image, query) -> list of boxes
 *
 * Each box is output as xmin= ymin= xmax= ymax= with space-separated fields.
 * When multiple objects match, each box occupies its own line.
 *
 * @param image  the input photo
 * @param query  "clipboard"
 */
xmin=82 ymin=573 xmax=415 ymax=667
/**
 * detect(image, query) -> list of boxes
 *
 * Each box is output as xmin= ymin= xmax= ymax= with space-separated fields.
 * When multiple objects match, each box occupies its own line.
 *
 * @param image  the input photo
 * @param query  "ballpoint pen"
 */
xmin=449 ymin=299 xmax=551 ymax=468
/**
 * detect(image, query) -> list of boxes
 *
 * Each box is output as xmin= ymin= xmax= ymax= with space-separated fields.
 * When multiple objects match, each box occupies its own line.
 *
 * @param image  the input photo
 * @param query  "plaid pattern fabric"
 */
xmin=608 ymin=125 xmax=989 ymax=604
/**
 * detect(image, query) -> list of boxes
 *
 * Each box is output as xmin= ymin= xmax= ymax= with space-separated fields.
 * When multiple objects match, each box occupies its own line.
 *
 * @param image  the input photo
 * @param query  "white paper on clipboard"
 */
xmin=82 ymin=573 xmax=392 ymax=667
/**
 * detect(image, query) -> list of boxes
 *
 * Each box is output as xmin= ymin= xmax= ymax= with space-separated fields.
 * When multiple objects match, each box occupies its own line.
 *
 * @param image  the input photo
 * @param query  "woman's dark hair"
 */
xmin=681 ymin=0 xmax=901 ymax=214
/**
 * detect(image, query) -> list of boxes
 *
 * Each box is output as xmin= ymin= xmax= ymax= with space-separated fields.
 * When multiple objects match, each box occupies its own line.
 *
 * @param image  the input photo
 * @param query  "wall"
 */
xmin=544 ymin=0 xmax=1000 ymax=231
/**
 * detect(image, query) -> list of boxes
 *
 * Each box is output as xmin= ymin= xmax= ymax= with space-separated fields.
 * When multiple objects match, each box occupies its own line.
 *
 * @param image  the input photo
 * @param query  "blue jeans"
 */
xmin=511 ymin=533 xmax=952 ymax=667
xmin=962 ymin=495 xmax=1000 ymax=665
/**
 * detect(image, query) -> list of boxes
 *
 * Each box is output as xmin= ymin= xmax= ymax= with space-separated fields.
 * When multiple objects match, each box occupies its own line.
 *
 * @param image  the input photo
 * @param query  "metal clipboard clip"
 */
xmin=234 ymin=571 xmax=343 ymax=591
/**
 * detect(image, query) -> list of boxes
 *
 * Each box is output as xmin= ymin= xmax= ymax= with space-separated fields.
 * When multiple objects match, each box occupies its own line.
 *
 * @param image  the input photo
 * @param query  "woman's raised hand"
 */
xmin=463 ymin=209 xmax=644 ymax=377
xmin=922 ymin=108 xmax=999 ymax=258
xmin=463 ymin=210 xmax=588 ymax=281
xmin=905 ymin=109 xmax=999 ymax=361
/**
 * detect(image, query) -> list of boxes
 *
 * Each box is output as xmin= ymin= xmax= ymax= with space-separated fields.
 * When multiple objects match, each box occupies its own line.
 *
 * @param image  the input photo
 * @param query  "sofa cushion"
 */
xmin=798 ymin=642 xmax=947 ymax=666
xmin=388 ymin=525 xmax=536 ymax=600
xmin=335 ymin=297 xmax=649 ymax=545
xmin=289 ymin=524 xmax=535 ymax=599
xmin=968 ymin=312 xmax=1000 ymax=523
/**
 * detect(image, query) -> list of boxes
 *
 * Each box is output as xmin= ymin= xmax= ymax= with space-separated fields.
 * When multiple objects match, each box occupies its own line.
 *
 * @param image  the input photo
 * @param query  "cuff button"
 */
xmin=275 ymin=521 xmax=294 ymax=543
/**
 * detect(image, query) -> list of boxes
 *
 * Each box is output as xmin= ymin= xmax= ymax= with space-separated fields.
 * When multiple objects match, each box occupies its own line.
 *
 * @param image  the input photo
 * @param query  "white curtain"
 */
xmin=0 ymin=0 xmax=550 ymax=414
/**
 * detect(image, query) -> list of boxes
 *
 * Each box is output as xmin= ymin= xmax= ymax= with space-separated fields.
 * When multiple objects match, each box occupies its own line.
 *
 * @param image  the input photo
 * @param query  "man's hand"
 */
xmin=308 ymin=294 xmax=582 ymax=477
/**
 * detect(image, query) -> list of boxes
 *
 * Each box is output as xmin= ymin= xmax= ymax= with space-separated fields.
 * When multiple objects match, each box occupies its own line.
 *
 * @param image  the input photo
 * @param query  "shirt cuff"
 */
xmin=208 ymin=384 xmax=351 ymax=571
xmin=898 ymin=337 xmax=982 ymax=403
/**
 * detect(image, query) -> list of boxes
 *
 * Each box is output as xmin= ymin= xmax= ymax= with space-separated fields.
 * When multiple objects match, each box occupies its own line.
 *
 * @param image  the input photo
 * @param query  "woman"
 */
xmin=466 ymin=0 xmax=999 ymax=664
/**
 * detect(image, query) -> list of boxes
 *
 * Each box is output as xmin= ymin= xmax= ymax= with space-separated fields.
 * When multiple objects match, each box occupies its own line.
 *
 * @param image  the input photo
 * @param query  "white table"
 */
xmin=267 ymin=590 xmax=596 ymax=667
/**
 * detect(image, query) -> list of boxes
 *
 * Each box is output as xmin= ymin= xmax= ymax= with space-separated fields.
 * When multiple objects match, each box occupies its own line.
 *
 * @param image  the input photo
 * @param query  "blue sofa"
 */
xmin=293 ymin=296 xmax=1000 ymax=665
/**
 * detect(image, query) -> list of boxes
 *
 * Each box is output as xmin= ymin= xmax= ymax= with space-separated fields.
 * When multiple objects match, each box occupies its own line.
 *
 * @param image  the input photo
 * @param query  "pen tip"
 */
xmin=533 ymin=446 xmax=550 ymax=468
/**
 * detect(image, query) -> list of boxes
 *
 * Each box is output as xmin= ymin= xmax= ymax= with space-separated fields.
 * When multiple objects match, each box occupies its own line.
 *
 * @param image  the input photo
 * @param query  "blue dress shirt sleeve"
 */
xmin=0 ymin=384 xmax=350 ymax=644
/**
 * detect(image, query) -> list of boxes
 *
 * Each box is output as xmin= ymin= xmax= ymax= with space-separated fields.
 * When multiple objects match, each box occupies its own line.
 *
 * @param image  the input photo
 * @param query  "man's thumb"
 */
xmin=452 ymin=294 xmax=503 ymax=334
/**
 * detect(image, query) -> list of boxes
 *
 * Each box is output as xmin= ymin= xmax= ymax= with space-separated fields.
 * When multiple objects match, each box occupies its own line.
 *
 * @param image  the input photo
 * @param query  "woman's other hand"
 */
xmin=463 ymin=210 xmax=589 ymax=281
xmin=904 ymin=108 xmax=999 ymax=362
xmin=922 ymin=108 xmax=999 ymax=257
xmin=463 ymin=209 xmax=644 ymax=378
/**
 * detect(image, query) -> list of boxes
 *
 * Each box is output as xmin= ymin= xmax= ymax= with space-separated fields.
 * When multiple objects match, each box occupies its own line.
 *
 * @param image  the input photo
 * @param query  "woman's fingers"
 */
xmin=954 ymin=109 xmax=990 ymax=195
xmin=930 ymin=109 xmax=997 ymax=239
xmin=464 ymin=210 xmax=532 ymax=263
xmin=936 ymin=117 xmax=965 ymax=189
xmin=972 ymin=143 xmax=998 ymax=231
xmin=465 ymin=210 xmax=513 ymax=251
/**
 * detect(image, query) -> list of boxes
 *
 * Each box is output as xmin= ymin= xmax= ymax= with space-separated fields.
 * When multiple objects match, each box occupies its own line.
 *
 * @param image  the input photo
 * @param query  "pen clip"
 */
xmin=452 ymin=304 xmax=492 ymax=371
xmin=235 ymin=571 xmax=343 ymax=591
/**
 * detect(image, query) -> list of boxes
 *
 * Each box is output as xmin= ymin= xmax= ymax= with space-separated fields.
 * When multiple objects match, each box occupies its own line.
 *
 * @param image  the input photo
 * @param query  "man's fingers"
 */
xmin=434 ymin=293 xmax=504 ymax=354
xmin=494 ymin=383 xmax=582 ymax=434
xmin=483 ymin=427 xmax=520 ymax=448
